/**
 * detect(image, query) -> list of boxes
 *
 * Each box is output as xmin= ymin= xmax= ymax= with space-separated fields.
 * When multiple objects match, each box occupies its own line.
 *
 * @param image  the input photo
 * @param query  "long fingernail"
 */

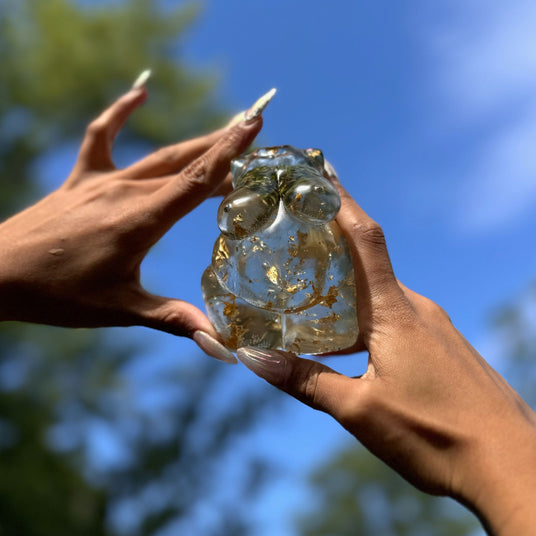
xmin=132 ymin=68 xmax=152 ymax=90
xmin=227 ymin=88 xmax=277 ymax=127
xmin=193 ymin=331 xmax=237 ymax=364
xmin=237 ymin=347 xmax=288 ymax=382
xmin=323 ymin=159 xmax=340 ymax=184
xmin=226 ymin=111 xmax=246 ymax=127
xmin=245 ymin=87 xmax=277 ymax=121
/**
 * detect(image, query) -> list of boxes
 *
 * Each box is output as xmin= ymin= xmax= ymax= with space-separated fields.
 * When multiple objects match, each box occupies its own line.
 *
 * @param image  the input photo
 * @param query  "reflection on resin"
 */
xmin=201 ymin=146 xmax=358 ymax=354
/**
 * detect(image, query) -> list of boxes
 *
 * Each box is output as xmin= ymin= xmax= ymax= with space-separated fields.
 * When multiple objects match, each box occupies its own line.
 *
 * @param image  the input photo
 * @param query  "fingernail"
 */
xmin=236 ymin=346 xmax=288 ymax=383
xmin=244 ymin=87 xmax=277 ymax=122
xmin=226 ymin=111 xmax=246 ymax=128
xmin=193 ymin=331 xmax=237 ymax=364
xmin=132 ymin=68 xmax=152 ymax=90
xmin=227 ymin=88 xmax=277 ymax=127
xmin=323 ymin=159 xmax=340 ymax=184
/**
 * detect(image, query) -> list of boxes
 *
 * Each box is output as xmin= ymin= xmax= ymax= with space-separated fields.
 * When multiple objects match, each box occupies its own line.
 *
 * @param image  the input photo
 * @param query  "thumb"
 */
xmin=133 ymin=292 xmax=236 ymax=364
xmin=236 ymin=347 xmax=356 ymax=418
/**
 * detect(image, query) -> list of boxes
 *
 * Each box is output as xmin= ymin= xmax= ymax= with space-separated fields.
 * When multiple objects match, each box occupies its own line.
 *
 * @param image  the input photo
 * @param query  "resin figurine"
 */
xmin=201 ymin=146 xmax=358 ymax=354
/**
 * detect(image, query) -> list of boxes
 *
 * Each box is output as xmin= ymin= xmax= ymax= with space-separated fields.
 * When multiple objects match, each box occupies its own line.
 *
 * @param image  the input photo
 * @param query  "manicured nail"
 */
xmin=236 ymin=346 xmax=288 ymax=383
xmin=323 ymin=159 xmax=340 ymax=183
xmin=244 ymin=87 xmax=277 ymax=122
xmin=226 ymin=111 xmax=246 ymax=127
xmin=193 ymin=331 xmax=237 ymax=364
xmin=227 ymin=88 xmax=277 ymax=127
xmin=132 ymin=69 xmax=152 ymax=90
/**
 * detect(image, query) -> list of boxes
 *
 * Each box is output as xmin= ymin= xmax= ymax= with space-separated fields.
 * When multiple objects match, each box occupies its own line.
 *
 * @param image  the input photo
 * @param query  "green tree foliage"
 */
xmin=0 ymin=0 xmax=224 ymax=217
xmin=298 ymin=445 xmax=479 ymax=536
xmin=0 ymin=1 xmax=276 ymax=534
xmin=492 ymin=281 xmax=536 ymax=409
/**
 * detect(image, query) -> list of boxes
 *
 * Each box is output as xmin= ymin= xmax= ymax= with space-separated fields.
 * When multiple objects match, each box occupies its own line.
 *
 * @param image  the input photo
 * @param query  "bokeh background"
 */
xmin=1 ymin=1 xmax=536 ymax=535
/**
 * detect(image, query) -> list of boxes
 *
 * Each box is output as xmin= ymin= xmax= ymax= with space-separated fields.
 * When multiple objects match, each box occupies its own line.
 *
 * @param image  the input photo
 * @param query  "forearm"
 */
xmin=0 ymin=221 xmax=39 ymax=322
xmin=458 ymin=413 xmax=536 ymax=535
xmin=0 ymin=241 xmax=17 ymax=322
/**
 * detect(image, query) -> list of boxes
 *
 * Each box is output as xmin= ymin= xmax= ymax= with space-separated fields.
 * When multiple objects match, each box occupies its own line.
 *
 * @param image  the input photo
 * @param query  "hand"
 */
xmin=237 ymin=181 xmax=536 ymax=534
xmin=0 ymin=82 xmax=271 ymax=363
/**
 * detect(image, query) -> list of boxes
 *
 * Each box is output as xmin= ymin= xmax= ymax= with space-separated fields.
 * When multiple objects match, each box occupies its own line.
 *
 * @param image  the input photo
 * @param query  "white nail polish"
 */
xmin=193 ymin=331 xmax=237 ymax=364
xmin=132 ymin=69 xmax=152 ymax=90
xmin=227 ymin=88 xmax=277 ymax=127
xmin=236 ymin=347 xmax=288 ymax=382
xmin=244 ymin=88 xmax=277 ymax=122
xmin=226 ymin=111 xmax=246 ymax=128
xmin=323 ymin=159 xmax=340 ymax=182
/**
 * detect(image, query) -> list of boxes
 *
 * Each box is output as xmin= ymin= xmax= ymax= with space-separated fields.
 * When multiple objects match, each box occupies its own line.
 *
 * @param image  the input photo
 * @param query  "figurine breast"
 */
xmin=201 ymin=146 xmax=358 ymax=354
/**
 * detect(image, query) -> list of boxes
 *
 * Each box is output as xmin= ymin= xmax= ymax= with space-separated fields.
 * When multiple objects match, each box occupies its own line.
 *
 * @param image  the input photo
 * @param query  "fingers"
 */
xmin=133 ymin=291 xmax=212 ymax=335
xmin=124 ymin=127 xmax=229 ymax=180
xmin=334 ymin=182 xmax=406 ymax=328
xmin=130 ymin=291 xmax=236 ymax=364
xmin=237 ymin=347 xmax=358 ymax=420
xmin=76 ymin=88 xmax=148 ymax=172
xmin=141 ymin=87 xmax=277 ymax=226
xmin=145 ymin=118 xmax=263 ymax=234
xmin=210 ymin=172 xmax=233 ymax=197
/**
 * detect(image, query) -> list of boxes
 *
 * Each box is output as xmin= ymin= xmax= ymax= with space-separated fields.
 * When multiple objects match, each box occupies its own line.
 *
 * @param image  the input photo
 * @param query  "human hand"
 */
xmin=237 ymin=179 xmax=536 ymax=533
xmin=0 ymin=74 xmax=275 ymax=363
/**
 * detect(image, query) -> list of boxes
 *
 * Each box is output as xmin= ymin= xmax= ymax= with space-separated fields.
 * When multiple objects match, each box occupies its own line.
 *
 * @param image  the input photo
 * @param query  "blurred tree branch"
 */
xmin=0 ymin=1 xmax=278 ymax=535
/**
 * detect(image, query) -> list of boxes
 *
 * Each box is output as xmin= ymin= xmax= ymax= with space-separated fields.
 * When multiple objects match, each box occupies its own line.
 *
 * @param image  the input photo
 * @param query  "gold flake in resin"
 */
xmin=201 ymin=146 xmax=358 ymax=354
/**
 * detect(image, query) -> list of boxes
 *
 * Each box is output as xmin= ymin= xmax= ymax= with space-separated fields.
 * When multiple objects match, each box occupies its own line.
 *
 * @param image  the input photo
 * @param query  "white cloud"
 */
xmin=456 ymin=105 xmax=536 ymax=232
xmin=423 ymin=0 xmax=536 ymax=233
xmin=429 ymin=0 xmax=536 ymax=122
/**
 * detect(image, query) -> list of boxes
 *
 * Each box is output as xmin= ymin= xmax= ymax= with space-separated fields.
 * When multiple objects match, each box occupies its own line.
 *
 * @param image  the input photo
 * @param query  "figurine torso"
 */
xmin=202 ymin=146 xmax=358 ymax=354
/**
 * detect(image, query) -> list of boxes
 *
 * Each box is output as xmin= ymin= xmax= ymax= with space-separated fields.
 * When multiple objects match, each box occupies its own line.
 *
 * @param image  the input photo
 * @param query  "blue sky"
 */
xmin=173 ymin=0 xmax=536 ymax=344
xmin=39 ymin=1 xmax=536 ymax=534
xmin=148 ymin=1 xmax=536 ymax=534
xmin=144 ymin=1 xmax=536 ymax=533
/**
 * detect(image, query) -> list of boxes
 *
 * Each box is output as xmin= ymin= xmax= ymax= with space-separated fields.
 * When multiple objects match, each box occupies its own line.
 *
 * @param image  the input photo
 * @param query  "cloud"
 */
xmin=423 ymin=0 xmax=536 ymax=233
xmin=429 ymin=0 xmax=536 ymax=122
xmin=456 ymin=105 xmax=536 ymax=232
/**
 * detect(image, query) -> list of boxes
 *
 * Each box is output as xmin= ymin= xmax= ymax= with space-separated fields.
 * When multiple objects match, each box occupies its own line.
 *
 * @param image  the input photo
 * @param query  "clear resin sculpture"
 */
xmin=201 ymin=146 xmax=358 ymax=354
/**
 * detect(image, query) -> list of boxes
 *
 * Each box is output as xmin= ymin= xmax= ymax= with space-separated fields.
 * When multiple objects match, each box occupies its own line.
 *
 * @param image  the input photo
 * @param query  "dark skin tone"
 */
xmin=1 ymin=84 xmax=535 ymax=535
xmin=0 ymin=86 xmax=260 ymax=348
xmin=237 ymin=176 xmax=536 ymax=536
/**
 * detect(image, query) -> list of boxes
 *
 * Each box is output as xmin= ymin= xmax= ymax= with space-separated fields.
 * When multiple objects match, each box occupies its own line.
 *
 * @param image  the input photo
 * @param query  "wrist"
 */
xmin=0 ymin=243 xmax=25 ymax=322
xmin=455 ymin=411 xmax=536 ymax=535
xmin=0 ymin=265 xmax=16 ymax=322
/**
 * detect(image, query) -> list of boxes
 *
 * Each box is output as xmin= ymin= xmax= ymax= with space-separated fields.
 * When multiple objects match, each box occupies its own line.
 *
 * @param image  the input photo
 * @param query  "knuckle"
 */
xmin=183 ymin=155 xmax=209 ymax=181
xmin=100 ymin=212 xmax=125 ymax=234
xmin=156 ymin=145 xmax=180 ymax=167
xmin=351 ymin=219 xmax=386 ymax=246
xmin=424 ymin=298 xmax=452 ymax=324
xmin=86 ymin=118 xmax=108 ymax=139
xmin=180 ymin=154 xmax=216 ymax=195
xmin=146 ymin=303 xmax=190 ymax=337
xmin=286 ymin=360 xmax=323 ymax=408
xmin=223 ymin=125 xmax=243 ymax=147
xmin=160 ymin=308 xmax=185 ymax=329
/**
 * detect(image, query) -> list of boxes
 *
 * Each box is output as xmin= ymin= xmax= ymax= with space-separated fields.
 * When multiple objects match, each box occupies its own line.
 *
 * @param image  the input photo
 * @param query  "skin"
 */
xmin=1 ymin=84 xmax=535 ymax=533
xmin=237 ymin=177 xmax=536 ymax=535
xmin=0 ymin=86 xmax=261 ymax=342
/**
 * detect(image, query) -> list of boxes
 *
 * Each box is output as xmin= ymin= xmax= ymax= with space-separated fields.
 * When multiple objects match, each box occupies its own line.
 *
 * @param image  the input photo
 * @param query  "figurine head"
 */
xmin=217 ymin=146 xmax=341 ymax=239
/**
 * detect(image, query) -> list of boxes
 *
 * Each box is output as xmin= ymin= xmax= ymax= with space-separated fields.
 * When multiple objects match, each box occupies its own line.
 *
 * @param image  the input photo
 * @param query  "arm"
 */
xmin=0 ymin=78 xmax=274 ymax=363
xmin=237 ymin=181 xmax=536 ymax=534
